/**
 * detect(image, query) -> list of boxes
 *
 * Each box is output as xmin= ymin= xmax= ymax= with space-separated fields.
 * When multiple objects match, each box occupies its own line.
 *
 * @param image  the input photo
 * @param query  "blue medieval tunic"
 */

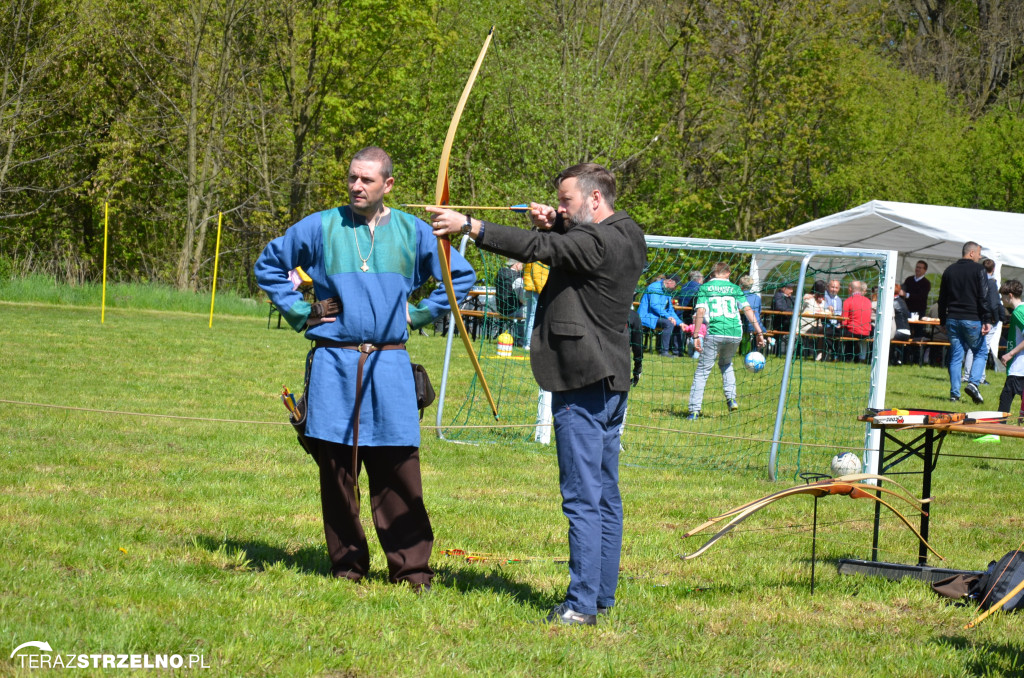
xmin=255 ymin=206 xmax=475 ymax=447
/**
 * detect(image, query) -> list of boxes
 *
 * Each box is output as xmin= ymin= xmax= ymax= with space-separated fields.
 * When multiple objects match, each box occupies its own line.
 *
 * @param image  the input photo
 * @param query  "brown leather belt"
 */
xmin=313 ymin=340 xmax=406 ymax=507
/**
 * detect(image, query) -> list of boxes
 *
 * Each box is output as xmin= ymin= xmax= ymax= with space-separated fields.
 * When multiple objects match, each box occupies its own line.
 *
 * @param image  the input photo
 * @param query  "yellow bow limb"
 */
xmin=435 ymin=26 xmax=499 ymax=420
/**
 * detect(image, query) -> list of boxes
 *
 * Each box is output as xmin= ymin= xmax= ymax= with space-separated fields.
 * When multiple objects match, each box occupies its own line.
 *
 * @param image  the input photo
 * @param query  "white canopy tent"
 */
xmin=756 ymin=200 xmax=1024 ymax=282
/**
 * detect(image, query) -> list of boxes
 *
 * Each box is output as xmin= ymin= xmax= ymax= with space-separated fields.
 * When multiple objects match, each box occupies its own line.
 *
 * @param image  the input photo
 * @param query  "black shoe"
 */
xmin=949 ymin=396 xmax=960 ymax=402
xmin=597 ymin=606 xmax=611 ymax=616
xmin=545 ymin=602 xmax=596 ymax=626
xmin=964 ymin=382 xmax=984 ymax=404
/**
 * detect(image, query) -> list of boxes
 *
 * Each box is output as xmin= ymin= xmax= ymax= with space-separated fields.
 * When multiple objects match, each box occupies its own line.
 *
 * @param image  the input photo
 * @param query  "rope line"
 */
xmin=6 ymin=399 xmax=1021 ymax=463
xmin=0 ymin=398 xmax=869 ymax=449
xmin=937 ymin=452 xmax=1024 ymax=462
xmin=0 ymin=399 xmax=289 ymax=426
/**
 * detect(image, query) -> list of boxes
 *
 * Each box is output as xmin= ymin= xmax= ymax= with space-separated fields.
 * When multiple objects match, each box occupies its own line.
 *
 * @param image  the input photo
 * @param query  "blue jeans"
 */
xmin=947 ymin=318 xmax=987 ymax=397
xmin=655 ymin=317 xmax=682 ymax=355
xmin=688 ymin=334 xmax=740 ymax=413
xmin=523 ymin=291 xmax=539 ymax=349
xmin=552 ymin=381 xmax=628 ymax=615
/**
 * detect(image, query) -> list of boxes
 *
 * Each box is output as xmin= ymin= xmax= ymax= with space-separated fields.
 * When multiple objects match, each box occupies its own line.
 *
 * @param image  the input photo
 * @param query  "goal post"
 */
xmin=435 ymin=234 xmax=897 ymax=480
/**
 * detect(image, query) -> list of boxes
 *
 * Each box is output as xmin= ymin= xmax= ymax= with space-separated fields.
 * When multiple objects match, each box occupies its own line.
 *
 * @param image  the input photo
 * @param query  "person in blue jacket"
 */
xmin=739 ymin=275 xmax=764 ymax=354
xmin=637 ymin=274 xmax=682 ymax=356
xmin=254 ymin=146 xmax=475 ymax=590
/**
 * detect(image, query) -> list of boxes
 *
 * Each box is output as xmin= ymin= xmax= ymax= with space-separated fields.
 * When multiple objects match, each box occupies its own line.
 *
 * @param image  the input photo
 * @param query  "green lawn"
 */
xmin=1 ymin=299 xmax=1022 ymax=677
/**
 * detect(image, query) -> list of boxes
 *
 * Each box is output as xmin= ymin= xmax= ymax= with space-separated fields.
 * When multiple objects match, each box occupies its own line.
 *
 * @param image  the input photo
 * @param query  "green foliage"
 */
xmin=964 ymin=109 xmax=1024 ymax=213
xmin=4 ymin=0 xmax=1024 ymax=292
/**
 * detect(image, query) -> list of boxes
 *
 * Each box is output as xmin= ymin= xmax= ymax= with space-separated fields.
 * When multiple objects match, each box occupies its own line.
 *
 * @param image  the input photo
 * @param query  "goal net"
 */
xmin=435 ymin=236 xmax=896 ymax=480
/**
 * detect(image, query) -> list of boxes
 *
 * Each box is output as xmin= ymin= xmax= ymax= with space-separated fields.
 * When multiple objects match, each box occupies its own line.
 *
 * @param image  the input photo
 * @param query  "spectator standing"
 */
xmin=678 ymin=270 xmax=704 ymax=325
xmin=938 ymin=241 xmax=996 ymax=403
xmin=801 ymin=280 xmax=829 ymax=360
xmin=521 ymin=261 xmax=549 ymax=349
xmin=901 ymin=260 xmax=932 ymax=363
xmin=823 ymin=279 xmax=844 ymax=360
xmin=686 ymin=262 xmax=765 ymax=419
xmin=637 ymin=274 xmax=683 ymax=357
xmin=628 ymin=309 xmax=644 ymax=386
xmin=841 ymin=280 xmax=874 ymax=363
xmin=738 ymin=275 xmax=764 ymax=354
xmin=771 ymin=282 xmax=796 ymax=356
xmin=998 ymin=280 xmax=1024 ymax=420
xmin=901 ymin=260 xmax=931 ymax=321
xmin=495 ymin=260 xmax=525 ymax=343
xmin=965 ymin=258 xmax=1008 ymax=380
xmin=890 ymin=283 xmax=912 ymax=364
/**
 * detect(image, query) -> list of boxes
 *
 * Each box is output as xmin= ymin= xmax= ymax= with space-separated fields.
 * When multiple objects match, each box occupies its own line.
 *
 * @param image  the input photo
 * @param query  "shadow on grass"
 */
xmin=651 ymin=406 xmax=690 ymax=419
xmin=193 ymin=535 xmax=331 ymax=577
xmin=937 ymin=636 xmax=1024 ymax=677
xmin=432 ymin=564 xmax=548 ymax=607
xmin=192 ymin=536 xmax=545 ymax=602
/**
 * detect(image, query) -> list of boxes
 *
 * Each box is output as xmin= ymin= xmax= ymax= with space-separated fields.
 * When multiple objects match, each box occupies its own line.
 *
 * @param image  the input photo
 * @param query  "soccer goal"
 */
xmin=434 ymin=235 xmax=897 ymax=481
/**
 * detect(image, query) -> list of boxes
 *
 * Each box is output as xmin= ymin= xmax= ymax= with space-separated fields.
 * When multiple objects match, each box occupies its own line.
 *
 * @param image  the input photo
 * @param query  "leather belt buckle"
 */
xmin=358 ymin=343 xmax=374 ymax=354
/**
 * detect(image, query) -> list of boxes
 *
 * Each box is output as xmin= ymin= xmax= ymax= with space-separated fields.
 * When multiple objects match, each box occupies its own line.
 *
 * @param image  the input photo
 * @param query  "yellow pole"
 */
xmin=101 ymin=202 xmax=109 ymax=323
xmin=208 ymin=212 xmax=223 ymax=327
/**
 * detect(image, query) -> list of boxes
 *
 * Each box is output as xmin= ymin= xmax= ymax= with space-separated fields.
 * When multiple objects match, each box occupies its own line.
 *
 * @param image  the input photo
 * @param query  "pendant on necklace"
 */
xmin=360 ymin=262 xmax=369 ymax=272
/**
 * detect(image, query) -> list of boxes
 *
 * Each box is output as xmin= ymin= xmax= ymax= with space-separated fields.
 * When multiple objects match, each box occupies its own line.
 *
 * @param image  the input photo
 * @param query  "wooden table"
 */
xmin=835 ymin=414 xmax=1023 ymax=583
xmin=859 ymin=415 xmax=1024 ymax=565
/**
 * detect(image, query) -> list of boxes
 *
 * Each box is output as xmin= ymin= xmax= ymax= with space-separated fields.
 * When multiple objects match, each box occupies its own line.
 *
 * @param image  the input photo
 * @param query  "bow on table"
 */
xmin=434 ymin=26 xmax=499 ymax=420
xmin=679 ymin=474 xmax=943 ymax=562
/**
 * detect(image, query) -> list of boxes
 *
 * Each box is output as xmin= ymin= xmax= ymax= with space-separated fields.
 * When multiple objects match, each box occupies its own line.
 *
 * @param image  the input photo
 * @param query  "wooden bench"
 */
xmin=890 ymin=339 xmax=950 ymax=366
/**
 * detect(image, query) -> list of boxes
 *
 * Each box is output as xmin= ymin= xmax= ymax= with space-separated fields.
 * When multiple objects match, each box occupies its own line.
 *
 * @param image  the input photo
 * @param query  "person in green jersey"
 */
xmin=997 ymin=279 xmax=1024 ymax=421
xmin=687 ymin=262 xmax=765 ymax=419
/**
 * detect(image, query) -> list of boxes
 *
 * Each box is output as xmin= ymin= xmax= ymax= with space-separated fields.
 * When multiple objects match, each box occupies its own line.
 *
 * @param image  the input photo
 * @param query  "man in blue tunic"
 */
xmin=254 ymin=147 xmax=475 ymax=589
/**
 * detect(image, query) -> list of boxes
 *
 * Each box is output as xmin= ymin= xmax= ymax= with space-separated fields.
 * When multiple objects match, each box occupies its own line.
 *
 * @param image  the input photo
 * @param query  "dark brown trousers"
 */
xmin=314 ymin=440 xmax=434 ymax=585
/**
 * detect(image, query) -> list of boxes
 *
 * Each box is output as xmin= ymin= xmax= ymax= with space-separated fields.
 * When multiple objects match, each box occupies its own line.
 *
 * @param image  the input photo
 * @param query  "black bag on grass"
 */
xmin=977 ymin=550 xmax=1024 ymax=612
xmin=934 ymin=550 xmax=1024 ymax=612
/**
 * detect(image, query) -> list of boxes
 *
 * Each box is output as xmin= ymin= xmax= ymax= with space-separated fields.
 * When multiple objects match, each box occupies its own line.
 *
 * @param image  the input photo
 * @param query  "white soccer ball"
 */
xmin=744 ymin=351 xmax=766 ymax=373
xmin=830 ymin=452 xmax=861 ymax=477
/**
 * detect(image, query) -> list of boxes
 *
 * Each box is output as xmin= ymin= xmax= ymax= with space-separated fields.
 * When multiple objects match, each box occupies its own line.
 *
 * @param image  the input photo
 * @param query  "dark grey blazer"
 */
xmin=477 ymin=211 xmax=647 ymax=392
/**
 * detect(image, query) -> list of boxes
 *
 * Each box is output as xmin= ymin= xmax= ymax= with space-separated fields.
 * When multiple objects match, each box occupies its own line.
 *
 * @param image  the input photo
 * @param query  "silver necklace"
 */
xmin=353 ymin=211 xmax=381 ymax=272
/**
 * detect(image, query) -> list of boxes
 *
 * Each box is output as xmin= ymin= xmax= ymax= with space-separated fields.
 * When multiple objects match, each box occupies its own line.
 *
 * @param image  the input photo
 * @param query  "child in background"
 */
xmin=997 ymin=279 xmax=1024 ymax=423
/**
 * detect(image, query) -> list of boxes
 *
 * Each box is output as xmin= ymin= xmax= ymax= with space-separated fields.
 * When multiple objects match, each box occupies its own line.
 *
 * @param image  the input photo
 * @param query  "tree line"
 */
xmin=2 ymin=0 xmax=1022 ymax=295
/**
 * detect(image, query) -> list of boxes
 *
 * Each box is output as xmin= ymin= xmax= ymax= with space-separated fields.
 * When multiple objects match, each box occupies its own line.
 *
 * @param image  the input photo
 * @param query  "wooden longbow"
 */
xmin=680 ymin=477 xmax=943 ymax=562
xmin=434 ymin=26 xmax=499 ymax=419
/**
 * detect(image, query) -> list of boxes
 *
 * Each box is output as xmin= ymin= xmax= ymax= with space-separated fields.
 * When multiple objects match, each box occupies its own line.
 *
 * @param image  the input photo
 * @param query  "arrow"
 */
xmin=402 ymin=203 xmax=529 ymax=213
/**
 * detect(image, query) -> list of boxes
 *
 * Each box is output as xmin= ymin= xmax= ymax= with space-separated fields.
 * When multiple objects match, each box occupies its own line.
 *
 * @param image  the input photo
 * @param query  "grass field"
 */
xmin=1 ymin=293 xmax=1023 ymax=677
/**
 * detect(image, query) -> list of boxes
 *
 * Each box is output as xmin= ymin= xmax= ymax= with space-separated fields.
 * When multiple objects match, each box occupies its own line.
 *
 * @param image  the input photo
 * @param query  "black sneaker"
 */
xmin=597 ymin=606 xmax=611 ymax=616
xmin=949 ymin=396 xmax=960 ymax=402
xmin=964 ymin=382 xmax=984 ymax=404
xmin=545 ymin=602 xmax=596 ymax=626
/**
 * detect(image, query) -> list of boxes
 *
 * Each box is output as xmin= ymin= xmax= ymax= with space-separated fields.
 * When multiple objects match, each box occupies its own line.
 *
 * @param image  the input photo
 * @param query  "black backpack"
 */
xmin=976 ymin=550 xmax=1024 ymax=612
xmin=933 ymin=550 xmax=1024 ymax=612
